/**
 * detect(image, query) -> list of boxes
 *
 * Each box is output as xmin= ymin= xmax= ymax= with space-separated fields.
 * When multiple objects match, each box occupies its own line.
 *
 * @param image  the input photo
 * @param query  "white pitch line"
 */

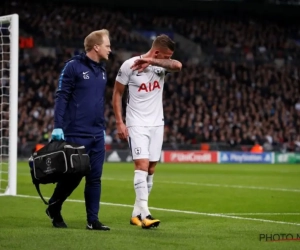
xmin=103 ymin=177 xmax=300 ymax=193
xmin=14 ymin=194 xmax=300 ymax=227
xmin=16 ymin=173 xmax=300 ymax=193
xmin=157 ymin=181 xmax=300 ymax=193
xmin=221 ymin=213 xmax=300 ymax=216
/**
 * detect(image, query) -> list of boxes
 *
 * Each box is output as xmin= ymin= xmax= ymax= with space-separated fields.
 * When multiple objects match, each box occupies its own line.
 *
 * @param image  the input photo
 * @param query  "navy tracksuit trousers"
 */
xmin=49 ymin=135 xmax=105 ymax=223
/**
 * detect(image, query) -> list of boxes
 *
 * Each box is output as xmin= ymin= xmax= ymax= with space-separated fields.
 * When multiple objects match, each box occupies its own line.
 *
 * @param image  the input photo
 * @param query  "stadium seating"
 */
xmin=2 ymin=0 xmax=300 ymax=155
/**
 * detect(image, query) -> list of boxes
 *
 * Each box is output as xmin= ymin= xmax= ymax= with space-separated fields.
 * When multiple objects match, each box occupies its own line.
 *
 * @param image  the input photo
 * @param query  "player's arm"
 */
xmin=131 ymin=58 xmax=182 ymax=72
xmin=112 ymin=81 xmax=126 ymax=125
xmin=112 ymin=63 xmax=130 ymax=140
xmin=54 ymin=62 xmax=75 ymax=129
xmin=149 ymin=58 xmax=182 ymax=72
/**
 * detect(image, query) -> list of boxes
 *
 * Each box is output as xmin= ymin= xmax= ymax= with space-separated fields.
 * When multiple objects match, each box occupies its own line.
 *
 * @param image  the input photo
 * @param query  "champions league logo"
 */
xmin=46 ymin=158 xmax=51 ymax=167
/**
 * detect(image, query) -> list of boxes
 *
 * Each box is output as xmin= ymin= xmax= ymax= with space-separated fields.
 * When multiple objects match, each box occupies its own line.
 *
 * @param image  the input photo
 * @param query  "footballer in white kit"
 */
xmin=112 ymin=35 xmax=182 ymax=229
xmin=116 ymin=55 xmax=166 ymax=161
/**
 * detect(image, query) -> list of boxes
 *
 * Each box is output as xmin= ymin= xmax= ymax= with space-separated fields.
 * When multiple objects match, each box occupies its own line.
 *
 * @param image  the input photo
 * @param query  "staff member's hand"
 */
xmin=51 ymin=128 xmax=64 ymax=141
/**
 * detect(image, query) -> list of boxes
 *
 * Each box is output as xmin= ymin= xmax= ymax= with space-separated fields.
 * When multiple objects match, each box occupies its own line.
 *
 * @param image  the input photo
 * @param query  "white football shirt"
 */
xmin=116 ymin=56 xmax=167 ymax=127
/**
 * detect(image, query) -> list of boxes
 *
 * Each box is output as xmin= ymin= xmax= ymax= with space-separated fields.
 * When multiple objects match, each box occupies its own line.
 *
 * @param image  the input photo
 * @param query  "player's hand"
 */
xmin=116 ymin=122 xmax=128 ymax=140
xmin=130 ymin=58 xmax=151 ymax=73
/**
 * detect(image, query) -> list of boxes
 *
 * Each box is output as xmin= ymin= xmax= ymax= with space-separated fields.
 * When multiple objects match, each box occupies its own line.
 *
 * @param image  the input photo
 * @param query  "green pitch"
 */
xmin=1 ymin=162 xmax=300 ymax=250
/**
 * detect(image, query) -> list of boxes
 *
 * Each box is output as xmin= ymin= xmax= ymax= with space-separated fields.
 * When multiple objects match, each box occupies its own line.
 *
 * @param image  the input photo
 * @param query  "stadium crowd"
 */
xmin=127 ymin=12 xmax=300 ymax=65
xmin=2 ymin=0 xmax=300 ymax=152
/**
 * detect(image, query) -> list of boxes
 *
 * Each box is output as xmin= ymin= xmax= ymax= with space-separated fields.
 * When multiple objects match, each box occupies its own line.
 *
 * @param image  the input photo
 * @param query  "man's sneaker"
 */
xmin=86 ymin=220 xmax=110 ymax=231
xmin=130 ymin=214 xmax=142 ymax=226
xmin=141 ymin=215 xmax=160 ymax=229
xmin=46 ymin=208 xmax=67 ymax=228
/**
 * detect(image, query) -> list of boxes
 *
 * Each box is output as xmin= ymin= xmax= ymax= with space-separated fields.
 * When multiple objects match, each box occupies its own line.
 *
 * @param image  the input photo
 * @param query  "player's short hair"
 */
xmin=84 ymin=29 xmax=109 ymax=52
xmin=152 ymin=34 xmax=175 ymax=52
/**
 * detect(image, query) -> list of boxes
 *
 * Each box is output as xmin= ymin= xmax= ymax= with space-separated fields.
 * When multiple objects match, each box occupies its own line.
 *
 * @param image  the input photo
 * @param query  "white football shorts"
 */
xmin=127 ymin=126 xmax=164 ymax=161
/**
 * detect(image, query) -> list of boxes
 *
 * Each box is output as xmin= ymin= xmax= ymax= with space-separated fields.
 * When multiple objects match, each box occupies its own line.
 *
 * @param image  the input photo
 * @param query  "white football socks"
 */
xmin=132 ymin=170 xmax=150 ymax=219
xmin=147 ymin=174 xmax=154 ymax=195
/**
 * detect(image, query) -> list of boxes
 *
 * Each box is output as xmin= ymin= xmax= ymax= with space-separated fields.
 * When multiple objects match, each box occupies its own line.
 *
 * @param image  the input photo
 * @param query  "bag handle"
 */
xmin=29 ymin=164 xmax=49 ymax=205
xmin=34 ymin=182 xmax=59 ymax=206
xmin=34 ymin=182 xmax=49 ymax=205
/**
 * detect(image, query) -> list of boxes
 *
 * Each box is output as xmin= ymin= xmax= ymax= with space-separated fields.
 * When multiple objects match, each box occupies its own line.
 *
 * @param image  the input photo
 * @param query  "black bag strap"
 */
xmin=34 ymin=182 xmax=49 ymax=205
xmin=77 ymin=148 xmax=83 ymax=166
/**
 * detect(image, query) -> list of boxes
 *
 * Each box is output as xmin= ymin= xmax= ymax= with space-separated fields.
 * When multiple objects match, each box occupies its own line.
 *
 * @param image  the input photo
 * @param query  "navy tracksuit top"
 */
xmin=54 ymin=53 xmax=107 ymax=137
